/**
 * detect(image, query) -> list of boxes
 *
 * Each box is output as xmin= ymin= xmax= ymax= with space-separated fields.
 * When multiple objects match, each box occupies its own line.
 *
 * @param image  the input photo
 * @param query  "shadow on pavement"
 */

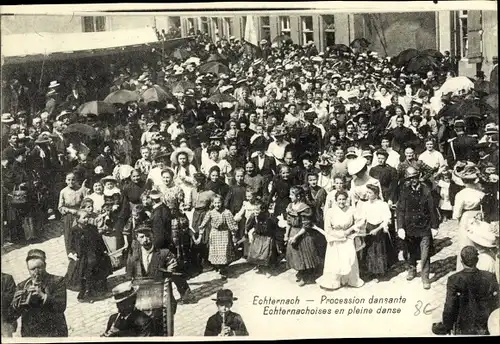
xmin=429 ymin=255 xmax=457 ymax=283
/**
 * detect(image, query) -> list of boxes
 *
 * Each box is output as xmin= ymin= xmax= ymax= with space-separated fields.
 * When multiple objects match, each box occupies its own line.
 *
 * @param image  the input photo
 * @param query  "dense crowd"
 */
xmin=1 ymin=31 xmax=499 ymax=337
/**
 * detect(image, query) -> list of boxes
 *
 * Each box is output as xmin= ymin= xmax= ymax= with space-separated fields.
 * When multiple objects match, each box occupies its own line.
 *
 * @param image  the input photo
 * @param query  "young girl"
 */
xmin=65 ymin=210 xmax=113 ymax=302
xmin=58 ymin=172 xmax=88 ymax=254
xmin=246 ymin=199 xmax=278 ymax=276
xmin=437 ymin=170 xmax=453 ymax=221
xmin=284 ymin=186 xmax=322 ymax=286
xmin=234 ymin=190 xmax=262 ymax=258
xmin=197 ymin=195 xmax=239 ymax=280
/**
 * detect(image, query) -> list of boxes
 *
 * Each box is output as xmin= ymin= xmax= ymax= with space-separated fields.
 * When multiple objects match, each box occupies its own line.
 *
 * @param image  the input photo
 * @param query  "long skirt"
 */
xmin=316 ymin=237 xmax=364 ymax=290
xmin=286 ymin=228 xmax=321 ymax=271
xmin=248 ymin=234 xmax=277 ymax=267
xmin=456 ymin=210 xmax=482 ymax=270
xmin=62 ymin=213 xmax=78 ymax=254
xmin=208 ymin=229 xmax=236 ymax=265
xmin=364 ymin=223 xmax=389 ymax=275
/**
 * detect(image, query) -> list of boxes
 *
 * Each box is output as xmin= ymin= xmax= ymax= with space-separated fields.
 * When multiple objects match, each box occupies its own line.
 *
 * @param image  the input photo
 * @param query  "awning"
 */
xmin=1 ymin=28 xmax=193 ymax=65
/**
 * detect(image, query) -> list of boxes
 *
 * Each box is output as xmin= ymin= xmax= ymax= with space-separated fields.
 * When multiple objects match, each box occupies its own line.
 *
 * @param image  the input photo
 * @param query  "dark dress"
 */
xmin=285 ymin=202 xmax=321 ymax=271
xmin=246 ymin=212 xmax=278 ymax=267
xmin=65 ymin=224 xmax=113 ymax=293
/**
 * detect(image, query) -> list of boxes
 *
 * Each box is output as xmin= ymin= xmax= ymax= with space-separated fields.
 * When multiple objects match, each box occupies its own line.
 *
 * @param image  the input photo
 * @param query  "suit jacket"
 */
xmin=251 ymin=155 xmax=276 ymax=180
xmin=150 ymin=204 xmax=172 ymax=249
xmin=442 ymin=267 xmax=499 ymax=335
xmin=204 ymin=311 xmax=249 ymax=336
xmin=396 ymin=183 xmax=438 ymax=237
xmin=104 ymin=309 xmax=153 ymax=337
xmin=10 ymin=274 xmax=68 ymax=337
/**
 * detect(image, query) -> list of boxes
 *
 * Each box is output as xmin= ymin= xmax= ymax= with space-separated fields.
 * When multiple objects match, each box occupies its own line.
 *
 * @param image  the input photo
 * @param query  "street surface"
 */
xmin=2 ymin=219 xmax=458 ymax=338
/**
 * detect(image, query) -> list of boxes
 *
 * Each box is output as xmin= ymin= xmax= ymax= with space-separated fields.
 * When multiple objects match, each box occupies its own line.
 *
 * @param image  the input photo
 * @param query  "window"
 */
xmin=82 ymin=16 xmax=106 ymax=32
xmin=301 ymin=16 xmax=314 ymax=45
xmin=212 ymin=17 xmax=219 ymax=36
xmin=323 ymin=15 xmax=335 ymax=47
xmin=223 ymin=17 xmax=232 ymax=37
xmin=200 ymin=16 xmax=209 ymax=34
xmin=459 ymin=10 xmax=468 ymax=58
xmin=279 ymin=16 xmax=291 ymax=35
xmin=261 ymin=16 xmax=270 ymax=42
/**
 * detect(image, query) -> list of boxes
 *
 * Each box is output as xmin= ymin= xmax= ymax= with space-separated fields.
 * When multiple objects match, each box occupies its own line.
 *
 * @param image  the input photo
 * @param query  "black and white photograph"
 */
xmin=1 ymin=1 xmax=499 ymax=339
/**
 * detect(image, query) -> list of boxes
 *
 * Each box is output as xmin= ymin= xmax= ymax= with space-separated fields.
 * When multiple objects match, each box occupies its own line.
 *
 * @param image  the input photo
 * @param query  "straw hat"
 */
xmin=1 ymin=113 xmax=14 ymax=124
xmin=112 ymin=282 xmax=139 ymax=303
xmin=171 ymin=147 xmax=194 ymax=163
xmin=347 ymin=157 xmax=368 ymax=175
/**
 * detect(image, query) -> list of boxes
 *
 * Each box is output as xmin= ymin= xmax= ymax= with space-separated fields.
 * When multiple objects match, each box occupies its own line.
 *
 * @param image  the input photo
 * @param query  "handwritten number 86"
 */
xmin=414 ymin=300 xmax=437 ymax=316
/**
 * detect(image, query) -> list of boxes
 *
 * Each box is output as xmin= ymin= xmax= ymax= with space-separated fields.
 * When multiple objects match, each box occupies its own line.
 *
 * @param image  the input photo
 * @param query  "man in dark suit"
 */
xmin=250 ymin=136 xmax=276 ymax=183
xmin=396 ymin=167 xmax=439 ymax=290
xmin=1 ymin=273 xmax=17 ymax=337
xmin=149 ymin=190 xmax=173 ymax=250
xmin=126 ymin=225 xmax=193 ymax=335
xmin=102 ymin=281 xmax=153 ymax=337
xmin=8 ymin=249 xmax=68 ymax=337
xmin=432 ymin=246 xmax=499 ymax=335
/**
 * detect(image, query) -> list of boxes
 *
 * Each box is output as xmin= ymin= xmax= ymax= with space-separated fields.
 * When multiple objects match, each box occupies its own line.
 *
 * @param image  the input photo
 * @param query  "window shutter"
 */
xmin=467 ymin=10 xmax=483 ymax=63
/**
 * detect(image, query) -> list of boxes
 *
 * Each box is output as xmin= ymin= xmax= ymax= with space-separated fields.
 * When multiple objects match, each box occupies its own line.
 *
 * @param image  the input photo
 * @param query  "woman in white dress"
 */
xmin=452 ymin=163 xmax=485 ymax=271
xmin=316 ymin=191 xmax=365 ymax=290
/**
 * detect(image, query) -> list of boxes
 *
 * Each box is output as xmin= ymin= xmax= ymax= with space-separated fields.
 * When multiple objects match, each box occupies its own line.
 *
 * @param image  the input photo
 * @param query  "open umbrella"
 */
xmin=170 ymin=80 xmax=195 ymax=94
xmin=104 ymin=89 xmax=140 ymax=104
xmin=350 ymin=38 xmax=371 ymax=50
xmin=438 ymin=76 xmax=475 ymax=96
xmin=63 ymin=123 xmax=97 ymax=137
xmin=77 ymin=101 xmax=116 ymax=116
xmin=272 ymin=34 xmax=293 ymax=45
xmin=172 ymin=48 xmax=191 ymax=60
xmin=142 ymin=85 xmax=174 ymax=104
xmin=331 ymin=44 xmax=351 ymax=53
xmin=207 ymin=93 xmax=236 ymax=103
xmin=198 ymin=62 xmax=231 ymax=76
xmin=405 ymin=55 xmax=439 ymax=74
xmin=420 ymin=49 xmax=444 ymax=59
xmin=393 ymin=48 xmax=419 ymax=67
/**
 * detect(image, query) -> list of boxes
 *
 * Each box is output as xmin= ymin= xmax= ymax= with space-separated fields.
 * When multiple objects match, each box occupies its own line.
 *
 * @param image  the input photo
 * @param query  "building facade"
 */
xmin=2 ymin=11 xmax=497 ymax=78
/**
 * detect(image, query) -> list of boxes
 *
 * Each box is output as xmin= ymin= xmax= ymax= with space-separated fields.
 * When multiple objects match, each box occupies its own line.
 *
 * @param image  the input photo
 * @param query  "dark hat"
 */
xmin=211 ymin=289 xmax=238 ymax=302
xmin=460 ymin=245 xmax=479 ymax=267
xmin=207 ymin=145 xmax=221 ymax=154
xmin=26 ymin=249 xmax=46 ymax=262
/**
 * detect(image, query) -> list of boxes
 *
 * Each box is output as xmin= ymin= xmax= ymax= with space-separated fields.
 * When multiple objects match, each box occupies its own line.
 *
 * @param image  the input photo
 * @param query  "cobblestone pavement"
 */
xmin=2 ymin=219 xmax=459 ymax=338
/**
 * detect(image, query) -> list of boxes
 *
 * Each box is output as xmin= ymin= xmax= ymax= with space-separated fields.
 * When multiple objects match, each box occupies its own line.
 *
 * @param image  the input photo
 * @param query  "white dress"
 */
xmin=316 ymin=205 xmax=365 ymax=290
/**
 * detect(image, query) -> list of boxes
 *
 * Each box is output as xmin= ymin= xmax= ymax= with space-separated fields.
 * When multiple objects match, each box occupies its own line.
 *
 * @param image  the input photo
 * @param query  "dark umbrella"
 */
xmin=104 ymin=89 xmax=140 ymax=104
xmin=420 ymin=49 xmax=444 ymax=59
xmin=272 ymin=34 xmax=293 ymax=45
xmin=142 ymin=85 xmax=174 ymax=104
xmin=405 ymin=55 xmax=439 ymax=74
xmin=207 ymin=93 xmax=236 ymax=103
xmin=198 ymin=62 xmax=231 ymax=76
xmin=350 ymin=38 xmax=371 ymax=49
xmin=483 ymin=93 xmax=499 ymax=111
xmin=77 ymin=101 xmax=116 ymax=116
xmin=172 ymin=48 xmax=191 ymax=60
xmin=393 ymin=48 xmax=419 ymax=67
xmin=331 ymin=44 xmax=351 ymax=53
xmin=170 ymin=80 xmax=195 ymax=94
xmin=63 ymin=123 xmax=97 ymax=137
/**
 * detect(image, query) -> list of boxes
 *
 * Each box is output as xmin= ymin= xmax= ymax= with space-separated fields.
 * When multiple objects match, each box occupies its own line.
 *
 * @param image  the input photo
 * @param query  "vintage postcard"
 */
xmin=1 ymin=1 xmax=498 ymax=341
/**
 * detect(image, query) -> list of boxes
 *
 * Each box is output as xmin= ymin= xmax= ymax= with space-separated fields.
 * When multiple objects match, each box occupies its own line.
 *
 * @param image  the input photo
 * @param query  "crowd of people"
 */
xmin=1 ymin=30 xmax=499 ymax=337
